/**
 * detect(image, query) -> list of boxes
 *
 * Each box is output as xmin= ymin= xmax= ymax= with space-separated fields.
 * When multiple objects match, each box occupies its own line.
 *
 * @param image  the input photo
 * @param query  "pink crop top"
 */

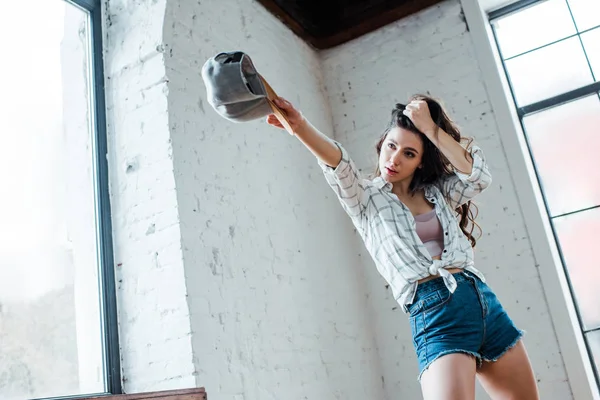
xmin=414 ymin=209 xmax=444 ymax=258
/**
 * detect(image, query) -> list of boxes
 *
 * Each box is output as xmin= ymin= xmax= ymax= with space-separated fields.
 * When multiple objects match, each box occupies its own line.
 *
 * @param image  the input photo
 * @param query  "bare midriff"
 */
xmin=417 ymin=255 xmax=463 ymax=284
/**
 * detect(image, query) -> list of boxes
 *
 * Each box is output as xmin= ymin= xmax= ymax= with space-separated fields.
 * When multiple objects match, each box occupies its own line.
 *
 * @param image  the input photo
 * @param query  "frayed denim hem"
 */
xmin=482 ymin=329 xmax=526 ymax=363
xmin=417 ymin=349 xmax=483 ymax=382
xmin=416 ymin=330 xmax=527 ymax=382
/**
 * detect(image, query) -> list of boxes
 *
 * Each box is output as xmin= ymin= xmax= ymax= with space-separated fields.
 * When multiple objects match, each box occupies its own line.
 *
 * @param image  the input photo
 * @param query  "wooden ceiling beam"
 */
xmin=255 ymin=0 xmax=445 ymax=49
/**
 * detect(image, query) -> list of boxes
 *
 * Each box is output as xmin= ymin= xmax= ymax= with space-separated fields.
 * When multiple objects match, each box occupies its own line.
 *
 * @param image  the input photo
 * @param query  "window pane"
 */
xmin=567 ymin=0 xmax=600 ymax=32
xmin=523 ymin=94 xmax=600 ymax=216
xmin=582 ymin=27 xmax=600 ymax=80
xmin=587 ymin=330 xmax=600 ymax=382
xmin=553 ymin=208 xmax=600 ymax=331
xmin=505 ymin=37 xmax=594 ymax=106
xmin=493 ymin=0 xmax=576 ymax=59
xmin=0 ymin=1 xmax=105 ymax=399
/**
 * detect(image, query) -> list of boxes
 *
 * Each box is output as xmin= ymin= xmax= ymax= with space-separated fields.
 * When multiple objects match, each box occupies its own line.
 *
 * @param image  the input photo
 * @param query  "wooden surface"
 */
xmin=256 ymin=0 xmax=445 ymax=49
xmin=72 ymin=387 xmax=207 ymax=400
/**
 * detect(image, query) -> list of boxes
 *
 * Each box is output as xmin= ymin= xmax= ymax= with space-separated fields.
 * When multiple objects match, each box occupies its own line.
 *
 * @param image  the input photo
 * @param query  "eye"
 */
xmin=405 ymin=151 xmax=415 ymax=158
xmin=387 ymin=142 xmax=395 ymax=149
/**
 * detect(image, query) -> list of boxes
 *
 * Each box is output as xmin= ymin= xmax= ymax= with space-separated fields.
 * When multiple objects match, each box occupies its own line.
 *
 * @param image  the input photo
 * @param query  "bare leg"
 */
xmin=420 ymin=353 xmax=477 ymax=400
xmin=477 ymin=340 xmax=539 ymax=400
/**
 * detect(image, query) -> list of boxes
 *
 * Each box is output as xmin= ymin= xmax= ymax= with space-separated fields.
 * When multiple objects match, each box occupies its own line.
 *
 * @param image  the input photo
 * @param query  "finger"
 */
xmin=273 ymin=97 xmax=288 ymax=109
xmin=412 ymin=100 xmax=426 ymax=110
xmin=402 ymin=109 xmax=412 ymax=118
xmin=267 ymin=114 xmax=284 ymax=123
xmin=268 ymin=122 xmax=284 ymax=129
xmin=275 ymin=97 xmax=295 ymax=113
xmin=269 ymin=121 xmax=284 ymax=129
xmin=266 ymin=116 xmax=284 ymax=128
xmin=405 ymin=103 xmax=418 ymax=111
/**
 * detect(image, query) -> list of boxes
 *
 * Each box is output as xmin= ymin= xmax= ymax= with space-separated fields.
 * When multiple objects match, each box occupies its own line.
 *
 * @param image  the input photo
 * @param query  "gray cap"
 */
xmin=201 ymin=51 xmax=293 ymax=134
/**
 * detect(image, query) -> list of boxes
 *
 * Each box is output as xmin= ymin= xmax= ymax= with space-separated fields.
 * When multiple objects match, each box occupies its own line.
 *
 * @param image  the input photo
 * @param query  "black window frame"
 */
xmin=34 ymin=1 xmax=122 ymax=399
xmin=489 ymin=0 xmax=600 ymax=389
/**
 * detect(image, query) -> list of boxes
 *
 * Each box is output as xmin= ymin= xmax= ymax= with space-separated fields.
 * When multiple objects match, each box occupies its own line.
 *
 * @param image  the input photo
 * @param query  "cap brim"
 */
xmin=258 ymin=74 xmax=294 ymax=135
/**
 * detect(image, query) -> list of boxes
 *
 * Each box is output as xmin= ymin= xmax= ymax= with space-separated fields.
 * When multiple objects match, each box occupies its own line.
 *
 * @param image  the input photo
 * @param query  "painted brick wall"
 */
xmin=102 ymin=0 xmax=197 ymax=393
xmin=162 ymin=0 xmax=384 ymax=399
xmin=102 ymin=0 xmax=574 ymax=398
xmin=320 ymin=1 xmax=572 ymax=398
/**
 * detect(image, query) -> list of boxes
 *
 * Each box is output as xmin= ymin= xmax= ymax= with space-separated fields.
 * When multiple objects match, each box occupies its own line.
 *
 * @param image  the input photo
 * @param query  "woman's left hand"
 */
xmin=403 ymin=100 xmax=437 ymax=136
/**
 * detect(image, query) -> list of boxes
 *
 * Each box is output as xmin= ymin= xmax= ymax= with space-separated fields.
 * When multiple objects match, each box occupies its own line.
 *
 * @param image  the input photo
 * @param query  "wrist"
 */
xmin=422 ymin=124 xmax=438 ymax=137
xmin=294 ymin=116 xmax=311 ymax=136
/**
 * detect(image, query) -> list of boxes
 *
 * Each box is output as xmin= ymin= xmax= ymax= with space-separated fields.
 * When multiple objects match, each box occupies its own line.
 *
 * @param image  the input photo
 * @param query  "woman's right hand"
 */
xmin=266 ymin=97 xmax=307 ymax=134
xmin=266 ymin=96 xmax=342 ymax=168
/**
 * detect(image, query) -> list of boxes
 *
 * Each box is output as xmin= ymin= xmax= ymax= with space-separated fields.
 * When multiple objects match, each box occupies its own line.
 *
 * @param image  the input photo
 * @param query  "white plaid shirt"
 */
xmin=318 ymin=141 xmax=493 ymax=312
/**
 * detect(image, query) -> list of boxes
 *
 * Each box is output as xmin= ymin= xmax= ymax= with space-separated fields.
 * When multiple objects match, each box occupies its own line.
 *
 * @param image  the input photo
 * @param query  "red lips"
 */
xmin=385 ymin=167 xmax=397 ymax=175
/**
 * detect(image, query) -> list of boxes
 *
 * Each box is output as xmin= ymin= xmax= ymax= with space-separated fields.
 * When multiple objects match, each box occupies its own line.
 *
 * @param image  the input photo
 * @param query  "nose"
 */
xmin=391 ymin=150 xmax=402 ymax=165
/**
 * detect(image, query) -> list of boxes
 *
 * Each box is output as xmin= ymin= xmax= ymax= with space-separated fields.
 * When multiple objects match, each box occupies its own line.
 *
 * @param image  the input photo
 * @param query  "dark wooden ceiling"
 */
xmin=256 ymin=0 xmax=445 ymax=49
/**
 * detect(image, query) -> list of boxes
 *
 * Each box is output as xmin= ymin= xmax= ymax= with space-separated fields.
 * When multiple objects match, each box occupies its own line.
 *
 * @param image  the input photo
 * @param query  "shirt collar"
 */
xmin=424 ymin=185 xmax=437 ymax=202
xmin=373 ymin=176 xmax=439 ymax=203
xmin=372 ymin=176 xmax=392 ymax=191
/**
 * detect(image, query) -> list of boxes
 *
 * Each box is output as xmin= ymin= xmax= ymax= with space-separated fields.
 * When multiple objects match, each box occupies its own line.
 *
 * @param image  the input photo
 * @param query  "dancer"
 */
xmin=266 ymin=95 xmax=539 ymax=400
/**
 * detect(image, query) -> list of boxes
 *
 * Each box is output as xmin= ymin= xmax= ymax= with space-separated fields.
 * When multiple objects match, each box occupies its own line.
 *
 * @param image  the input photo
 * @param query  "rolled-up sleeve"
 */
xmin=438 ymin=145 xmax=492 ymax=209
xmin=318 ymin=141 xmax=367 ymax=221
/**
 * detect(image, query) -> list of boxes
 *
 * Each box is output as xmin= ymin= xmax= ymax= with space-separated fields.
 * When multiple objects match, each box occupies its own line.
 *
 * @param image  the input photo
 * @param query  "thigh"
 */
xmin=477 ymin=340 xmax=539 ymax=400
xmin=421 ymin=353 xmax=477 ymax=400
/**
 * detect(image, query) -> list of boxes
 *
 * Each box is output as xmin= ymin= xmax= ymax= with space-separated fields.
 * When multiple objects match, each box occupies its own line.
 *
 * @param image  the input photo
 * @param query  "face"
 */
xmin=378 ymin=127 xmax=424 ymax=184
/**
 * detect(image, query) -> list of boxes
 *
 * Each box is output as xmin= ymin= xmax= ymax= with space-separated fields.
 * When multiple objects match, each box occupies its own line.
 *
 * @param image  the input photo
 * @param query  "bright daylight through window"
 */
xmin=0 ymin=0 xmax=119 ymax=399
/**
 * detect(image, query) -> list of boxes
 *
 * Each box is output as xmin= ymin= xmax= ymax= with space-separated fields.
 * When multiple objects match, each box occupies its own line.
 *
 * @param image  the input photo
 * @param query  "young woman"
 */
xmin=266 ymin=94 xmax=539 ymax=400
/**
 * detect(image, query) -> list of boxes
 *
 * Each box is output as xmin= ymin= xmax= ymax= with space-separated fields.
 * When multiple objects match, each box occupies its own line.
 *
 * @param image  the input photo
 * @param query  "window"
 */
xmin=490 ymin=0 xmax=600 ymax=388
xmin=0 ymin=0 xmax=120 ymax=399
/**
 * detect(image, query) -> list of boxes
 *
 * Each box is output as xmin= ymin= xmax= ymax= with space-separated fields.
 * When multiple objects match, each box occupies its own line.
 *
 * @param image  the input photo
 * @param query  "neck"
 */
xmin=392 ymin=177 xmax=414 ymax=197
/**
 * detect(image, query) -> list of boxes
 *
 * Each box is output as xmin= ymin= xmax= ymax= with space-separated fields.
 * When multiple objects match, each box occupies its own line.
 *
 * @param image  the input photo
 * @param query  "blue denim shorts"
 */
xmin=407 ymin=270 xmax=524 ymax=381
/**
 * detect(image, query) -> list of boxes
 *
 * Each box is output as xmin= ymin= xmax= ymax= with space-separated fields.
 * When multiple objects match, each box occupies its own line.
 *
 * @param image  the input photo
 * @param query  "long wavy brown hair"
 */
xmin=374 ymin=94 xmax=481 ymax=247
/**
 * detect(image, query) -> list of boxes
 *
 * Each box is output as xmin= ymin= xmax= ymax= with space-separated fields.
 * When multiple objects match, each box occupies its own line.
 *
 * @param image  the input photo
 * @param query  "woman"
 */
xmin=266 ymin=94 xmax=539 ymax=400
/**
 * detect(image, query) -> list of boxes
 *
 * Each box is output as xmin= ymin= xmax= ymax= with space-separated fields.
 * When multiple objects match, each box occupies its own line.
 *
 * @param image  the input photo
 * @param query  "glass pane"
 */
xmin=582 ymin=27 xmax=600 ymax=80
xmin=587 ymin=330 xmax=600 ymax=382
xmin=553 ymin=208 xmax=600 ymax=331
xmin=567 ymin=0 xmax=600 ymax=32
xmin=0 ymin=1 xmax=105 ymax=399
xmin=523 ymin=94 xmax=600 ymax=216
xmin=493 ymin=0 xmax=576 ymax=59
xmin=505 ymin=37 xmax=594 ymax=106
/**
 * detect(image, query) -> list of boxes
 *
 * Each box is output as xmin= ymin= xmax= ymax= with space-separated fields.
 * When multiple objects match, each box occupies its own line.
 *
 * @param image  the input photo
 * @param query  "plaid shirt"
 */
xmin=318 ymin=141 xmax=492 ymax=312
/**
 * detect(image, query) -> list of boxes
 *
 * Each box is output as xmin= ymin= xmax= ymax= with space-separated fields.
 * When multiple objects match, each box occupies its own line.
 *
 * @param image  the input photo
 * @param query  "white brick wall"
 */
xmin=102 ymin=0 xmax=575 ymax=398
xmin=321 ymin=1 xmax=571 ymax=398
xmin=162 ymin=0 xmax=385 ymax=398
xmin=103 ymin=0 xmax=196 ymax=392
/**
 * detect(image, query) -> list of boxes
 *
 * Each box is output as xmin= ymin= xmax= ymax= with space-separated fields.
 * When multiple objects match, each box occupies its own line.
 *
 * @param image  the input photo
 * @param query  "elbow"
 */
xmin=479 ymin=173 xmax=492 ymax=192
